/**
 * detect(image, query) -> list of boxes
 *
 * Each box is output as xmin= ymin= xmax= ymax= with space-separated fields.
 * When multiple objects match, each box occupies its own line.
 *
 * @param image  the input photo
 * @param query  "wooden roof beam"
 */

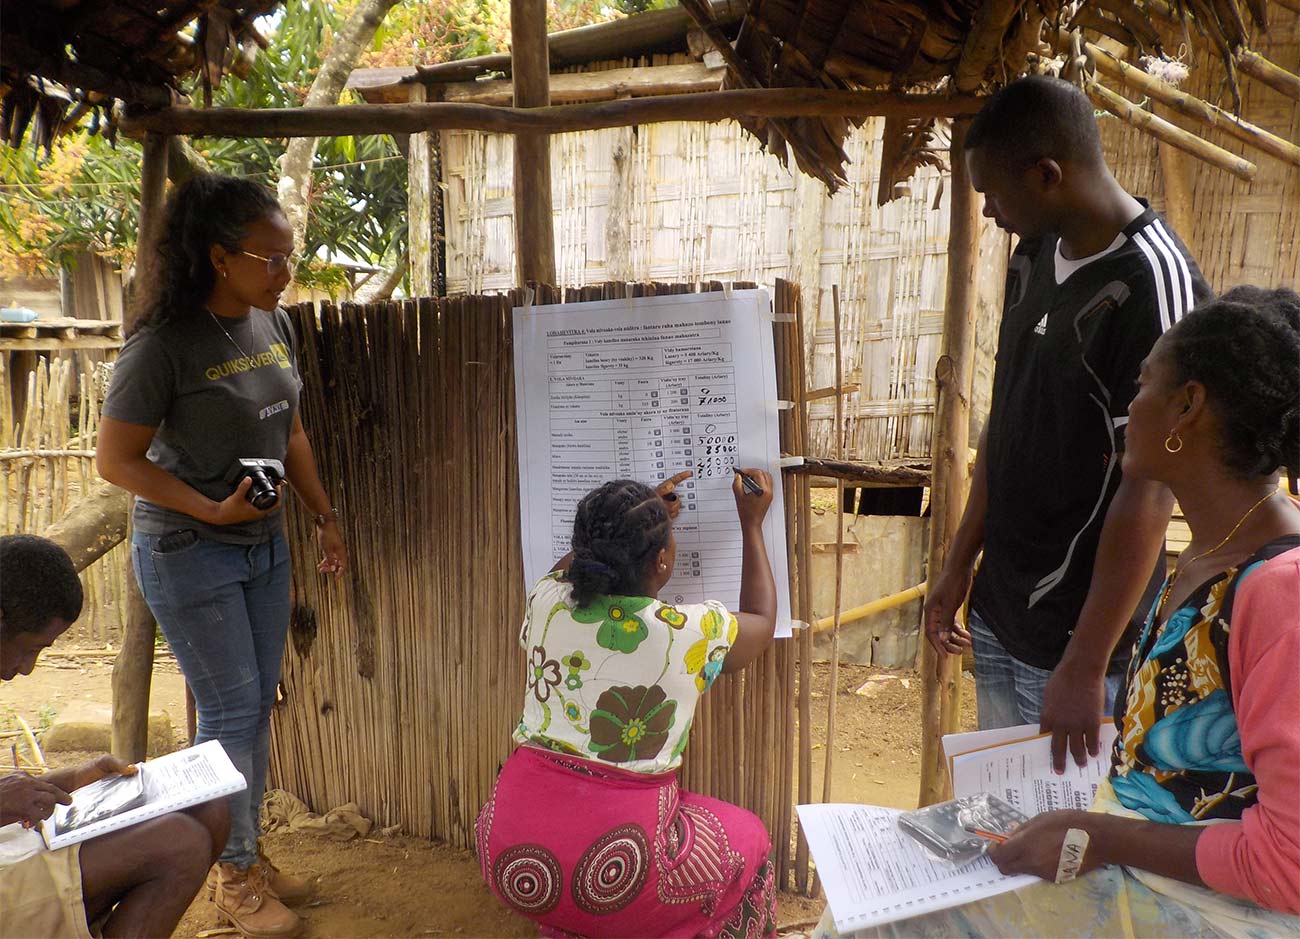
xmin=1058 ymin=31 xmax=1300 ymax=168
xmin=441 ymin=62 xmax=724 ymax=106
xmin=119 ymin=89 xmax=986 ymax=138
xmin=1236 ymin=49 xmax=1300 ymax=103
xmin=1086 ymin=79 xmax=1256 ymax=180
xmin=954 ymin=0 xmax=1025 ymax=92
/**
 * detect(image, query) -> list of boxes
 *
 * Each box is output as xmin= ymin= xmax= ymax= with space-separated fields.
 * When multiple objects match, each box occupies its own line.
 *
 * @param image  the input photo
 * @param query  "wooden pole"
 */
xmin=1086 ymin=81 xmax=1257 ymax=181
xmin=821 ymin=286 xmax=845 ymax=806
xmin=111 ymin=132 xmax=169 ymax=763
xmin=918 ymin=120 xmax=977 ymax=808
xmin=1061 ymin=33 xmax=1300 ymax=169
xmin=118 ymin=91 xmax=989 ymax=139
xmin=1236 ymin=49 xmax=1300 ymax=103
xmin=40 ymin=480 xmax=130 ymax=572
xmin=511 ymin=0 xmax=556 ymax=286
xmin=407 ymin=83 xmax=440 ymax=297
xmin=1156 ymin=108 xmax=1196 ymax=247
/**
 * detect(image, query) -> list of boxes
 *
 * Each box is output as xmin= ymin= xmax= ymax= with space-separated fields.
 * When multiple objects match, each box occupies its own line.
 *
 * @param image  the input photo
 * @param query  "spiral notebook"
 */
xmin=40 ymin=740 xmax=246 ymax=851
xmin=796 ymin=803 xmax=1038 ymax=933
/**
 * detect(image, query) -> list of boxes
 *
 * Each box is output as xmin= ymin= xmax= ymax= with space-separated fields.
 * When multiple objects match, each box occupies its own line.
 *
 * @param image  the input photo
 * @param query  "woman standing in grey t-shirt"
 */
xmin=98 ymin=173 xmax=346 ymax=939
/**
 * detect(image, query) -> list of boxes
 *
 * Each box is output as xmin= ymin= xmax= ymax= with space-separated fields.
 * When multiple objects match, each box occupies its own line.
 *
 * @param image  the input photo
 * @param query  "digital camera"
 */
xmin=227 ymin=458 xmax=285 ymax=510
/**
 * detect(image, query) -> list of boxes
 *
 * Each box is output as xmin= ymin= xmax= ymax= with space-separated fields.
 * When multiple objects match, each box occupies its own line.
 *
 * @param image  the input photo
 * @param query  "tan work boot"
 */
xmin=257 ymin=841 xmax=316 ymax=905
xmin=213 ymin=862 xmax=302 ymax=938
xmin=206 ymin=847 xmax=315 ymax=906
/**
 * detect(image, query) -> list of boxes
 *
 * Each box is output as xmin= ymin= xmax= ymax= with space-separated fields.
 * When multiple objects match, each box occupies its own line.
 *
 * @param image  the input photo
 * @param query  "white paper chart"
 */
xmin=513 ymin=290 xmax=792 ymax=635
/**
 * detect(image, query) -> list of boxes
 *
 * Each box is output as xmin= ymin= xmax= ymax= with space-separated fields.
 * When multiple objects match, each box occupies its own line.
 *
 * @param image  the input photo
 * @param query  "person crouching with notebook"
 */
xmin=0 ymin=534 xmax=230 ymax=939
xmin=477 ymin=470 xmax=780 ymax=937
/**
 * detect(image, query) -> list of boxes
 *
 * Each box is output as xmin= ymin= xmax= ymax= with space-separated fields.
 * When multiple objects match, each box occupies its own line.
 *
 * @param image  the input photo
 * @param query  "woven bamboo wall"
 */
xmin=269 ymin=285 xmax=809 ymax=889
xmin=1102 ymin=9 xmax=1300 ymax=292
xmin=441 ymin=71 xmax=1010 ymax=464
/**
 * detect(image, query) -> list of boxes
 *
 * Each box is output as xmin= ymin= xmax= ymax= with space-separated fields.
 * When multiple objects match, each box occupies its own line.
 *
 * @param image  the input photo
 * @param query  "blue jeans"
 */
xmin=969 ymin=611 xmax=1121 ymax=730
xmin=132 ymin=528 xmax=291 ymax=868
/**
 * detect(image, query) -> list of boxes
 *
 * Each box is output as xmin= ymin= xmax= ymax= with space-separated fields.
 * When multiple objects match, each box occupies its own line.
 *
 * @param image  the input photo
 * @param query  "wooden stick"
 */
xmin=1066 ymin=34 xmax=1300 ymax=169
xmin=918 ymin=119 xmax=979 ymax=808
xmin=1086 ymin=81 xmax=1257 ymax=181
xmin=821 ymin=285 xmax=846 ymax=807
xmin=1236 ymin=49 xmax=1300 ymax=103
xmin=791 ymin=457 xmax=931 ymax=487
xmin=804 ymin=382 xmax=862 ymax=401
xmin=442 ymin=63 xmax=724 ymax=106
xmin=118 ymin=91 xmax=989 ymax=138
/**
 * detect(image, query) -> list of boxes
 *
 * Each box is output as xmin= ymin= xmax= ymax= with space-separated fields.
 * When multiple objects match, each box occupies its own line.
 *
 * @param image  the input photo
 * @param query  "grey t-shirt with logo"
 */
xmin=102 ymin=307 xmax=303 ymax=545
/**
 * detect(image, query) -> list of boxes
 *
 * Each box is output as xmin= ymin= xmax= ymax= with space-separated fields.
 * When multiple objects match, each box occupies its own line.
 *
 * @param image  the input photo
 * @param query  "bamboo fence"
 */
xmin=0 ymin=355 xmax=126 ymax=645
xmin=270 ymin=280 xmax=816 ymax=891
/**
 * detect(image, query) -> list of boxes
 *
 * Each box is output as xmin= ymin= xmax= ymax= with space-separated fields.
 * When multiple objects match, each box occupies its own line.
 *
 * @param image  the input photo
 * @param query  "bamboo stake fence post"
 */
xmin=111 ymin=131 xmax=170 ymax=762
xmin=511 ymin=0 xmax=557 ymax=285
xmin=918 ymin=119 xmax=978 ymax=808
xmin=821 ymin=285 xmax=845 ymax=807
xmin=789 ymin=282 xmax=817 ymax=896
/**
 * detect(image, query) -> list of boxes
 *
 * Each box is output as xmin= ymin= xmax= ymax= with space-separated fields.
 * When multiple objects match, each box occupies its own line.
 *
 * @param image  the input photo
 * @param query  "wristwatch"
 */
xmin=313 ymin=507 xmax=340 ymax=528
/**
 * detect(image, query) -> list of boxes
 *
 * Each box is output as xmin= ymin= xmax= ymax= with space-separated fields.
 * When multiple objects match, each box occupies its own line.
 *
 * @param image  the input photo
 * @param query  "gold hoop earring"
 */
xmin=1164 ymin=431 xmax=1184 ymax=454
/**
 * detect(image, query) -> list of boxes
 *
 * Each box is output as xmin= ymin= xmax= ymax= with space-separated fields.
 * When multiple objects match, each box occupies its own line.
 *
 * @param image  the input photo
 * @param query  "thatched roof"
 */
xmin=679 ymin=0 xmax=1294 ymax=189
xmin=1 ymin=0 xmax=282 ymax=151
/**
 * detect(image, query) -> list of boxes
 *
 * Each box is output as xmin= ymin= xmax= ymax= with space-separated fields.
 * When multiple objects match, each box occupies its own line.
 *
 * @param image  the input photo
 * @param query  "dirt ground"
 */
xmin=1 ymin=658 xmax=975 ymax=938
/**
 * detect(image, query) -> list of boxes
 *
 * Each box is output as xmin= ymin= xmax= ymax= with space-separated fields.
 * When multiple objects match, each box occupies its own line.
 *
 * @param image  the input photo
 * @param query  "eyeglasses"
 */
xmin=238 ymin=249 xmax=296 ymax=276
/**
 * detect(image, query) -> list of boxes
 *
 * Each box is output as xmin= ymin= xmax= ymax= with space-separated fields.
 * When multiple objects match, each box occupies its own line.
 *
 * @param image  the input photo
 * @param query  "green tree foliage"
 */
xmin=1 ymin=0 xmax=677 ymax=288
xmin=2 ymin=0 xmax=406 ymax=294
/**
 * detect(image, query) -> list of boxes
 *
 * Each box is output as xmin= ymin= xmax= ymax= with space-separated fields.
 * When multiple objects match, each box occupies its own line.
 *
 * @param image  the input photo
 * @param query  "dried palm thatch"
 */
xmin=1 ymin=0 xmax=280 ymax=152
xmin=684 ymin=0 xmax=1293 ymax=190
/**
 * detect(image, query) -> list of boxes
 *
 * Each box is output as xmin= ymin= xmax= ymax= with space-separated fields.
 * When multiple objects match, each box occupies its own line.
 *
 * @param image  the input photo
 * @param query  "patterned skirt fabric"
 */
xmin=477 ymin=745 xmax=776 ymax=938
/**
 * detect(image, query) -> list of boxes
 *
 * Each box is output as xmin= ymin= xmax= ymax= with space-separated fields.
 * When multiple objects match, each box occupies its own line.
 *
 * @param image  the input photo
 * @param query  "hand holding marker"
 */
xmin=733 ymin=466 xmax=764 ymax=495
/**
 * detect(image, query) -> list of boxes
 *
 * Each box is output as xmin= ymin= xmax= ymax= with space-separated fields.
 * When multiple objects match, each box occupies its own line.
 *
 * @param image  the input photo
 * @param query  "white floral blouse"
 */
xmin=513 ymin=572 xmax=740 ymax=774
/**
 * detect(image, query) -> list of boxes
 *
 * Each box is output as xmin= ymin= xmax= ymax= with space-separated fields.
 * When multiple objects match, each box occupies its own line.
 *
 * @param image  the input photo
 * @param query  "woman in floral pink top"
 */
xmin=478 ymin=469 xmax=778 ymax=937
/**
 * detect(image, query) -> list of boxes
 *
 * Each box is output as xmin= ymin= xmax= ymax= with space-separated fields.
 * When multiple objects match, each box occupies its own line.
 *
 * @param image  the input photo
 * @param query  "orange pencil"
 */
xmin=965 ymin=827 xmax=1009 ymax=844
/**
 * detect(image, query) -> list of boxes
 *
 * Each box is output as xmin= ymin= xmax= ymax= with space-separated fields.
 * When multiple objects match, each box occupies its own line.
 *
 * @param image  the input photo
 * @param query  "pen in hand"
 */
xmin=733 ymin=466 xmax=764 ymax=495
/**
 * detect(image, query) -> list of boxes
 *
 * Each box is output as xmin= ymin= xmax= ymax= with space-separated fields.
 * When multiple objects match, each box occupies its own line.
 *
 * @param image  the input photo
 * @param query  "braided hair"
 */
xmin=566 ymin=480 xmax=672 ymax=608
xmin=129 ymin=172 xmax=282 ymax=335
xmin=1162 ymin=286 xmax=1300 ymax=480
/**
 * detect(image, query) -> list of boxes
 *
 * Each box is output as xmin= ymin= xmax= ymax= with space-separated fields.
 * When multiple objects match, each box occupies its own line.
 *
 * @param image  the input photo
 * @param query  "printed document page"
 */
xmin=949 ymin=724 xmax=1119 ymax=814
xmin=514 ymin=290 xmax=792 ymax=634
xmin=797 ymin=803 xmax=1038 ymax=933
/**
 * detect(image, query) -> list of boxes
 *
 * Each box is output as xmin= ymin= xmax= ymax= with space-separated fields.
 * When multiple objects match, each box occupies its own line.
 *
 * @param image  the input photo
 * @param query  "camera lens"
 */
xmin=245 ymin=469 xmax=279 ymax=510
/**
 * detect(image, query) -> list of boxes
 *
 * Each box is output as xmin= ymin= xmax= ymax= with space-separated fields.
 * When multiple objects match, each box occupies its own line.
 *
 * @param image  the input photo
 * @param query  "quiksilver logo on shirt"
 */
xmin=205 ymin=342 xmax=292 ymax=381
xmin=259 ymin=400 xmax=289 ymax=420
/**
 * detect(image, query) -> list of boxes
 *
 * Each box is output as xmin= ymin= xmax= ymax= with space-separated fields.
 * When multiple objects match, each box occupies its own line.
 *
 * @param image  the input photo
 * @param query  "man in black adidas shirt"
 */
xmin=923 ymin=76 xmax=1211 ymax=771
